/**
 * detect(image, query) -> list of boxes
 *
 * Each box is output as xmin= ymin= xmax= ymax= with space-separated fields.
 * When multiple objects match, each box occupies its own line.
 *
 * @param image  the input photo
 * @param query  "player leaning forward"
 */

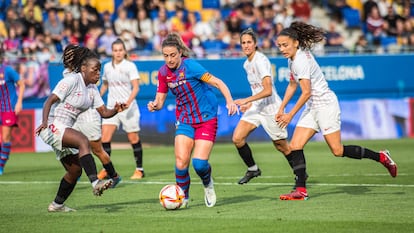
xmin=35 ymin=48 xmax=126 ymax=212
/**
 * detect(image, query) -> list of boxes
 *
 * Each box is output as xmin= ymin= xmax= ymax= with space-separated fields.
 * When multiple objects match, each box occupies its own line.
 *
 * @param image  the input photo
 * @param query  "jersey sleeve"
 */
xmin=156 ymin=69 xmax=169 ymax=93
xmin=102 ymin=62 xmax=109 ymax=81
xmin=52 ymin=74 xmax=76 ymax=101
xmin=90 ymin=86 xmax=105 ymax=109
xmin=184 ymin=59 xmax=207 ymax=80
xmin=293 ymin=55 xmax=311 ymax=80
xmin=128 ymin=62 xmax=140 ymax=81
xmin=256 ymin=56 xmax=272 ymax=80
xmin=6 ymin=66 xmax=19 ymax=82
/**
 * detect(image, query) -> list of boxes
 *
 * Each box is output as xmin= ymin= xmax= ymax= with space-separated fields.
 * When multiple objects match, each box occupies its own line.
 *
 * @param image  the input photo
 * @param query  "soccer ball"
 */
xmin=159 ymin=184 xmax=185 ymax=210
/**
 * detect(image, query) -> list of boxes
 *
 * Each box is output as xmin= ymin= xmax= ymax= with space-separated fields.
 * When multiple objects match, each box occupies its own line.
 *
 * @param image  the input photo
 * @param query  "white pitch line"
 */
xmin=1 ymin=180 xmax=413 ymax=188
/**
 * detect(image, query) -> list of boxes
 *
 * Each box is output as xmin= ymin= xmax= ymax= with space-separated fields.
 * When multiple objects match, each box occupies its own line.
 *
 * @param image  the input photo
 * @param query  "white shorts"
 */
xmin=102 ymin=102 xmax=141 ymax=133
xmin=297 ymin=98 xmax=341 ymax=135
xmin=73 ymin=120 xmax=102 ymax=141
xmin=73 ymin=109 xmax=102 ymax=141
xmin=241 ymin=108 xmax=287 ymax=141
xmin=38 ymin=120 xmax=78 ymax=160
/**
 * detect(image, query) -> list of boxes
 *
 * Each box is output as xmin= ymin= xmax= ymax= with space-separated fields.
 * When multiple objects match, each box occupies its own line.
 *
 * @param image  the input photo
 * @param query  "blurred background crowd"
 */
xmin=1 ymin=0 xmax=414 ymax=62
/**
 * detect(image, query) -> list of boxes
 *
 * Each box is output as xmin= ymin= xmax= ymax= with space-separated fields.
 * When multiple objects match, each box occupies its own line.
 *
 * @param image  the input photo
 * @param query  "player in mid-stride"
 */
xmin=35 ymin=47 xmax=126 ymax=212
xmin=148 ymin=33 xmax=238 ymax=208
xmin=275 ymin=21 xmax=398 ymax=201
xmin=63 ymin=44 xmax=122 ymax=188
xmin=232 ymin=28 xmax=292 ymax=185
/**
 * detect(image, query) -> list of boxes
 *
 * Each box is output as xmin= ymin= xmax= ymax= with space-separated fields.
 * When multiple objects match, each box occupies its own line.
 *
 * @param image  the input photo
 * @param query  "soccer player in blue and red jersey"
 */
xmin=148 ymin=33 xmax=238 ymax=208
xmin=0 ymin=46 xmax=25 ymax=175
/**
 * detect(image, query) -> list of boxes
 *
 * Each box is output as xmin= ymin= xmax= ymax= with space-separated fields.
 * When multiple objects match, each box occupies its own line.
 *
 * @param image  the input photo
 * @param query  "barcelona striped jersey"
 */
xmin=157 ymin=58 xmax=218 ymax=124
xmin=0 ymin=64 xmax=20 ymax=112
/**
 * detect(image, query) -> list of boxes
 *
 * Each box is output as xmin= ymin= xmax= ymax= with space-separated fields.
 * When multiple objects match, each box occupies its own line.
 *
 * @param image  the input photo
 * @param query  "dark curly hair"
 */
xmin=279 ymin=21 xmax=325 ymax=50
xmin=63 ymin=44 xmax=99 ymax=73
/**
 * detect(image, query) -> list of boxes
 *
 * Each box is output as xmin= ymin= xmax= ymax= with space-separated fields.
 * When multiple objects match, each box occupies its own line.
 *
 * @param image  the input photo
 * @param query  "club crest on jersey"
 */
xmin=167 ymin=71 xmax=186 ymax=89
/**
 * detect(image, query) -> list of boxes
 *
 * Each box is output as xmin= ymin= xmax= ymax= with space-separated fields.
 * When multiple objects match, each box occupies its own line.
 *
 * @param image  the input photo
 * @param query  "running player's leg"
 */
xmin=48 ymin=154 xmax=81 ymax=212
xmin=233 ymin=117 xmax=261 ymax=184
xmin=120 ymin=105 xmax=144 ymax=179
xmin=174 ymin=123 xmax=195 ymax=208
xmin=62 ymin=128 xmax=112 ymax=195
xmin=0 ymin=112 xmax=18 ymax=175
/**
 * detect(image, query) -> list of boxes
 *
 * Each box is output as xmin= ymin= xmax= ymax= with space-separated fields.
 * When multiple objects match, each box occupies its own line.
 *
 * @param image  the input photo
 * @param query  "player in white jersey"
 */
xmin=275 ymin=21 xmax=397 ymax=201
xmin=60 ymin=45 xmax=122 ymax=188
xmin=233 ymin=28 xmax=291 ymax=185
xmin=35 ymin=46 xmax=126 ymax=212
xmin=100 ymin=39 xmax=145 ymax=180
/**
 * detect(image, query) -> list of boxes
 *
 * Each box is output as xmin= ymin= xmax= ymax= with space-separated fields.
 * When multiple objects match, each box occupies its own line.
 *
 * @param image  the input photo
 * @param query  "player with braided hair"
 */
xmin=61 ymin=44 xmax=122 ymax=188
xmin=35 ymin=46 xmax=126 ymax=212
xmin=275 ymin=21 xmax=397 ymax=201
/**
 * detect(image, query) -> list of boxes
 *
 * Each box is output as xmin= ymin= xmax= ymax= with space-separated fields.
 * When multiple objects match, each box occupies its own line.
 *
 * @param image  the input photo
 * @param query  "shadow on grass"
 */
xmin=307 ymin=182 xmax=372 ymax=198
xmin=82 ymin=198 xmax=157 ymax=212
xmin=217 ymin=194 xmax=271 ymax=206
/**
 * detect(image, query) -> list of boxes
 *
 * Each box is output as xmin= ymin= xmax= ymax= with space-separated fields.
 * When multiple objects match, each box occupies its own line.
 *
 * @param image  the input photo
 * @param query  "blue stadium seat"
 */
xmin=150 ymin=9 xmax=158 ymax=20
xmin=202 ymin=40 xmax=225 ymax=55
xmin=342 ymin=8 xmax=361 ymax=29
xmin=202 ymin=0 xmax=220 ymax=9
xmin=193 ymin=11 xmax=201 ymax=22
xmin=380 ymin=36 xmax=397 ymax=47
xmin=114 ymin=0 xmax=123 ymax=12
xmin=167 ymin=11 xmax=176 ymax=19
xmin=221 ymin=8 xmax=232 ymax=19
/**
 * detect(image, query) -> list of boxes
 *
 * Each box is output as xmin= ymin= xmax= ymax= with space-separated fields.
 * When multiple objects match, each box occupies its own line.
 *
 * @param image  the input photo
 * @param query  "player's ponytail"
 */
xmin=63 ymin=44 xmax=80 ymax=71
xmin=279 ymin=21 xmax=325 ymax=50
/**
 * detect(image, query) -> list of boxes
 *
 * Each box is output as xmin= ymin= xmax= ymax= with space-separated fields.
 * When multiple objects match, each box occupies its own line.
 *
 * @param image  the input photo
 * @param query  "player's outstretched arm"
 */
xmin=204 ymin=74 xmax=238 ymax=116
xmin=95 ymin=103 xmax=126 ymax=118
xmin=148 ymin=93 xmax=167 ymax=112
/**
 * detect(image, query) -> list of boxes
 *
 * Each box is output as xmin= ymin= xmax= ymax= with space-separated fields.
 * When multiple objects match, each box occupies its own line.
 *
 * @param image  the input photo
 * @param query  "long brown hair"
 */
xmin=161 ymin=32 xmax=192 ymax=57
xmin=279 ymin=21 xmax=325 ymax=50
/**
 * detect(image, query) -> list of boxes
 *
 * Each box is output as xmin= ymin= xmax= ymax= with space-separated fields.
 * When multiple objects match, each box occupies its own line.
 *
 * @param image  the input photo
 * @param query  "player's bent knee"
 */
xmin=331 ymin=148 xmax=344 ymax=157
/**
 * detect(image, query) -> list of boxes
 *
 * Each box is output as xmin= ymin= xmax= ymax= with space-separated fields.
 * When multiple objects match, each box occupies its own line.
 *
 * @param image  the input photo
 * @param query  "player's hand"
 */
xmin=276 ymin=113 xmax=292 ymax=129
xmin=239 ymin=102 xmax=252 ymax=113
xmin=114 ymin=102 xmax=127 ymax=112
xmin=147 ymin=101 xmax=158 ymax=112
xmin=35 ymin=123 xmax=47 ymax=136
xmin=226 ymin=102 xmax=239 ymax=116
xmin=234 ymin=98 xmax=247 ymax=106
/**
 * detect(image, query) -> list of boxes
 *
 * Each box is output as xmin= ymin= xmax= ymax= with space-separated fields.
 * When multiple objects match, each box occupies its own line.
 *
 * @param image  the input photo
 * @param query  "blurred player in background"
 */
xmin=233 ymin=28 xmax=292 ymax=185
xmin=275 ymin=21 xmax=398 ymax=201
xmin=147 ymin=33 xmax=238 ymax=208
xmin=0 ymin=45 xmax=25 ymax=175
xmin=99 ymin=39 xmax=144 ymax=180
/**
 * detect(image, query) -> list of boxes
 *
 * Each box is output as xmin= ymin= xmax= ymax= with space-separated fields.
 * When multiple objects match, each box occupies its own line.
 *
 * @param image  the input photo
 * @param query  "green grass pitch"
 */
xmin=0 ymin=138 xmax=413 ymax=233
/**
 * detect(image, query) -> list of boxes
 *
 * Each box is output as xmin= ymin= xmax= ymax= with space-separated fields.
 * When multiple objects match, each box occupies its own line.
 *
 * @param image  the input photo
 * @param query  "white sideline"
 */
xmin=1 ymin=180 xmax=413 ymax=188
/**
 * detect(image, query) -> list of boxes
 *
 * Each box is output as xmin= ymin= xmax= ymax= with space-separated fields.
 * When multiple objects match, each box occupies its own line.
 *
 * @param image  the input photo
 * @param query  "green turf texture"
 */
xmin=0 ymin=138 xmax=413 ymax=233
